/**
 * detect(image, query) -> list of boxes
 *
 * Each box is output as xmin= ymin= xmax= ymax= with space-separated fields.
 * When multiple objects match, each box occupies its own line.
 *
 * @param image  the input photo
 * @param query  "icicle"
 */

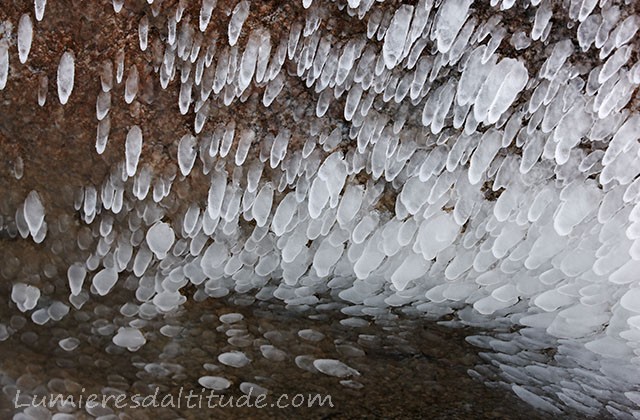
xmin=253 ymin=183 xmax=274 ymax=227
xmin=255 ymin=30 xmax=271 ymax=84
xmin=124 ymin=65 xmax=139 ymax=104
xmin=238 ymin=31 xmax=259 ymax=91
xmin=34 ymin=0 xmax=46 ymax=21
xmin=57 ymin=51 xmax=75 ymax=105
xmin=17 ymin=14 xmax=33 ymax=64
xmin=112 ymin=0 xmax=124 ymax=13
xmin=208 ymin=171 xmax=227 ymax=219
xmin=235 ymin=129 xmax=254 ymax=166
xmin=96 ymin=91 xmax=111 ymax=121
xmin=146 ymin=222 xmax=175 ymax=259
xmin=220 ymin=120 xmax=235 ymax=158
xmin=178 ymin=134 xmax=198 ymax=177
xmin=433 ymin=0 xmax=473 ymax=54
xmin=139 ymin=15 xmax=149 ymax=51
xmin=270 ymin=129 xmax=290 ymax=169
xmin=0 ymin=41 xmax=8 ymax=91
xmin=24 ymin=191 xmax=45 ymax=238
xmin=200 ymin=0 xmax=217 ymax=32
xmin=101 ymin=61 xmax=113 ymax=92
xmin=125 ymin=126 xmax=143 ymax=177
xmin=474 ymin=58 xmax=528 ymax=125
xmin=115 ymin=50 xmax=125 ymax=84
xmin=468 ymin=130 xmax=502 ymax=184
xmin=67 ymin=264 xmax=86 ymax=296
xmin=263 ymin=73 xmax=284 ymax=107
xmin=228 ymin=1 xmax=250 ymax=47
xmin=96 ymin=116 xmax=111 ymax=155
xmin=382 ymin=5 xmax=413 ymax=69
xmin=179 ymin=79 xmax=192 ymax=114
xmin=37 ymin=75 xmax=48 ymax=107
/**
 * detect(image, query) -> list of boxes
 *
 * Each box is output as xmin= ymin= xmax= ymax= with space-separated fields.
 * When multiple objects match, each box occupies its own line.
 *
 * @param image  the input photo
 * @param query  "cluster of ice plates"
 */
xmin=1 ymin=0 xmax=640 ymax=417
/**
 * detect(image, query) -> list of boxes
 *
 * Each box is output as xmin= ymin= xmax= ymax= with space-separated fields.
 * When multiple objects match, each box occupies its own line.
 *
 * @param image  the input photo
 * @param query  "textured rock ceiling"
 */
xmin=1 ymin=0 xmax=640 ymax=418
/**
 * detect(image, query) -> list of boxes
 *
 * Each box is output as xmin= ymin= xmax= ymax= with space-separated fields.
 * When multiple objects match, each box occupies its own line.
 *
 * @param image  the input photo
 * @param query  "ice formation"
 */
xmin=56 ymin=51 xmax=74 ymax=105
xmin=0 ymin=0 xmax=640 ymax=417
xmin=17 ymin=14 xmax=32 ymax=64
xmin=198 ymin=375 xmax=232 ymax=390
xmin=313 ymin=358 xmax=360 ymax=378
xmin=112 ymin=327 xmax=146 ymax=351
xmin=0 ymin=40 xmax=8 ymax=91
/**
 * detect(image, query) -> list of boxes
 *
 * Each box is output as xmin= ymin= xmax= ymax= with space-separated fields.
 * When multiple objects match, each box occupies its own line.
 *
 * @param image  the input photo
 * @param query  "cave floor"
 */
xmin=0 ymin=298 xmax=568 ymax=419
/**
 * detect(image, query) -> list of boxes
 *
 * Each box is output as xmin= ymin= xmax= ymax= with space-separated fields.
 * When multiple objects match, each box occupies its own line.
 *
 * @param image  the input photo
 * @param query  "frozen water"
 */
xmin=11 ymin=283 xmax=40 ymax=312
xmin=125 ymin=126 xmax=143 ymax=177
xmin=198 ymin=376 xmax=231 ymax=390
xmin=146 ymin=222 xmax=175 ymax=259
xmin=96 ymin=91 xmax=111 ymax=121
xmin=433 ymin=0 xmax=473 ymax=54
xmin=57 ymin=52 xmax=75 ymax=105
xmin=239 ymin=32 xmax=258 ymax=91
xmin=253 ymin=184 xmax=274 ymax=227
xmin=271 ymin=130 xmax=290 ymax=169
xmin=391 ymin=252 xmax=430 ymax=291
xmin=554 ymin=181 xmax=599 ymax=236
xmin=228 ymin=1 xmax=250 ymax=47
xmin=474 ymin=58 xmax=528 ymax=125
xmin=298 ymin=329 xmax=324 ymax=342
xmin=67 ymin=264 xmax=86 ymax=296
xmin=178 ymin=134 xmax=197 ymax=177
xmin=219 ymin=313 xmax=243 ymax=324
xmin=17 ymin=14 xmax=33 ymax=64
xmin=23 ymin=191 xmax=45 ymax=238
xmin=272 ymin=193 xmax=297 ymax=236
xmin=240 ymin=382 xmax=268 ymax=397
xmin=235 ymin=129 xmax=254 ymax=166
xmin=92 ymin=268 xmax=118 ymax=296
xmin=208 ymin=171 xmax=227 ymax=219
xmin=468 ymin=130 xmax=502 ymax=184
xmin=139 ymin=15 xmax=149 ymax=51
xmin=34 ymin=0 xmax=46 ymax=21
xmin=218 ymin=351 xmax=250 ymax=368
xmin=124 ymin=65 xmax=139 ymax=104
xmin=313 ymin=359 xmax=360 ymax=378
xmin=200 ymin=0 xmax=216 ymax=32
xmin=260 ymin=345 xmax=287 ymax=362
xmin=0 ymin=42 xmax=7 ymax=91
xmin=383 ymin=5 xmax=413 ymax=69
xmin=58 ymin=337 xmax=80 ymax=351
xmin=112 ymin=327 xmax=146 ymax=351
xmin=620 ymin=289 xmax=640 ymax=313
